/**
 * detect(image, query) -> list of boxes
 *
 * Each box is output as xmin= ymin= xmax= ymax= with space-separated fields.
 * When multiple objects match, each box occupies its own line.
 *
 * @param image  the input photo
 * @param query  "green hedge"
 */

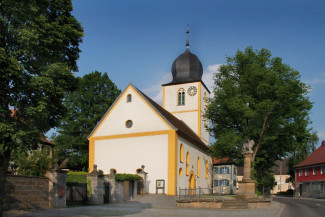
xmin=67 ymin=171 xmax=87 ymax=183
xmin=115 ymin=174 xmax=142 ymax=182
xmin=66 ymin=171 xmax=142 ymax=183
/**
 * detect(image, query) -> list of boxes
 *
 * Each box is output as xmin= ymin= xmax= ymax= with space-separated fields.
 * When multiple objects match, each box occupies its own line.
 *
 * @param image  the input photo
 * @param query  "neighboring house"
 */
xmin=7 ymin=109 xmax=54 ymax=174
xmin=294 ymin=140 xmax=325 ymax=198
xmin=236 ymin=159 xmax=293 ymax=194
xmin=88 ymin=39 xmax=212 ymax=195
xmin=271 ymin=160 xmax=293 ymax=194
xmin=212 ymin=158 xmax=237 ymax=195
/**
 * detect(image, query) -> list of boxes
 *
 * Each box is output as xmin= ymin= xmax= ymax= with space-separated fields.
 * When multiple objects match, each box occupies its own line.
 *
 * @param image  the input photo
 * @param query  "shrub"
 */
xmin=115 ymin=173 xmax=142 ymax=182
xmin=67 ymin=171 xmax=87 ymax=183
xmin=14 ymin=150 xmax=52 ymax=177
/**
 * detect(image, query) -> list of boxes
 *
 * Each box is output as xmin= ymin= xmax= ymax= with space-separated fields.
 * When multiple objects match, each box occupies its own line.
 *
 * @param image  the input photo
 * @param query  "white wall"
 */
xmin=164 ymin=82 xmax=199 ymax=112
xmin=200 ymin=84 xmax=210 ymax=144
xmin=94 ymin=134 xmax=169 ymax=194
xmin=176 ymin=136 xmax=212 ymax=194
xmin=93 ymin=87 xmax=170 ymax=137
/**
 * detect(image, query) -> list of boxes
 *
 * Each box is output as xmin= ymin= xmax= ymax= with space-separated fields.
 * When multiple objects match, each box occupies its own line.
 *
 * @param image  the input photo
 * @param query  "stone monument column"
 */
xmin=237 ymin=140 xmax=257 ymax=199
xmin=243 ymin=153 xmax=252 ymax=181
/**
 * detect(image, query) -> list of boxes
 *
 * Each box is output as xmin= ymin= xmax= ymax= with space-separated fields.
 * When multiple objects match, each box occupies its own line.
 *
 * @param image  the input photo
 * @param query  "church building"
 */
xmin=88 ymin=30 xmax=212 ymax=195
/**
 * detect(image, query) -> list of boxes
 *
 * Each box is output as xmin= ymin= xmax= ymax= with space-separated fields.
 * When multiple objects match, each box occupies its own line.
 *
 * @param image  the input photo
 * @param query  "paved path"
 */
xmin=273 ymin=196 xmax=325 ymax=217
xmin=4 ymin=195 xmax=283 ymax=217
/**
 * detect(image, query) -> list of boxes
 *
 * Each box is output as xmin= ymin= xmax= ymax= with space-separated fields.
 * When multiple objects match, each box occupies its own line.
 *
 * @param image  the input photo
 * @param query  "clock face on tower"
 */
xmin=187 ymin=86 xmax=197 ymax=96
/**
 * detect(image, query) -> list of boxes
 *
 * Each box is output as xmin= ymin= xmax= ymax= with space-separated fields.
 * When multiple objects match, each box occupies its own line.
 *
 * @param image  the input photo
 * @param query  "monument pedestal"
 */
xmin=237 ymin=142 xmax=257 ymax=199
xmin=237 ymin=179 xmax=257 ymax=199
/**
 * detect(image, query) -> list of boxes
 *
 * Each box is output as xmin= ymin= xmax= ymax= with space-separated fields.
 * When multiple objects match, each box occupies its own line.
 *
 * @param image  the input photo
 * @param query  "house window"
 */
xmin=299 ymin=169 xmax=302 ymax=176
xmin=219 ymin=179 xmax=230 ymax=186
xmin=220 ymin=167 xmax=229 ymax=174
xmin=234 ymin=167 xmax=237 ymax=175
xmin=125 ymin=120 xmax=133 ymax=128
xmin=197 ymin=157 xmax=200 ymax=178
xmin=205 ymin=161 xmax=209 ymax=179
xmin=214 ymin=167 xmax=219 ymax=174
xmin=305 ymin=168 xmax=309 ymax=176
xmin=186 ymin=152 xmax=189 ymax=176
xmin=180 ymin=144 xmax=184 ymax=163
xmin=127 ymin=94 xmax=132 ymax=102
xmin=213 ymin=180 xmax=219 ymax=186
xmin=177 ymin=89 xmax=185 ymax=106
xmin=233 ymin=180 xmax=237 ymax=186
xmin=321 ymin=166 xmax=325 ymax=175
xmin=313 ymin=167 xmax=317 ymax=176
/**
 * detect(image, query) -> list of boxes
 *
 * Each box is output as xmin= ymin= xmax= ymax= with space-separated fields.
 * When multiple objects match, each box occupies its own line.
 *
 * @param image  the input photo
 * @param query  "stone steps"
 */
xmin=221 ymin=199 xmax=249 ymax=209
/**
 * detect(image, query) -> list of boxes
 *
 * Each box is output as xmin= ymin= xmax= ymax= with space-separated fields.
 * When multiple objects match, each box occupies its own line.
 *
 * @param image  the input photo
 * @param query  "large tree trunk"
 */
xmin=0 ymin=150 xmax=11 ymax=217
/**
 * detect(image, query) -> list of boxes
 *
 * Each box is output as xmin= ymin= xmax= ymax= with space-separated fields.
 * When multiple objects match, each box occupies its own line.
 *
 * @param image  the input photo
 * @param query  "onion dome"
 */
xmin=170 ymin=49 xmax=203 ymax=84
xmin=165 ymin=26 xmax=203 ymax=85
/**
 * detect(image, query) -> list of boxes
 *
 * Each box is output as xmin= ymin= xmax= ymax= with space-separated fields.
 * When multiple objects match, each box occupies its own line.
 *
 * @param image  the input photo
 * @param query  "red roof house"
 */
xmin=294 ymin=141 xmax=325 ymax=198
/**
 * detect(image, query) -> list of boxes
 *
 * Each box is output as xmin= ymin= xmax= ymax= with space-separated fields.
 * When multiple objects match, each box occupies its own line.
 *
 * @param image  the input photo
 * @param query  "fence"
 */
xmin=66 ymin=182 xmax=87 ymax=205
xmin=178 ymin=187 xmax=213 ymax=200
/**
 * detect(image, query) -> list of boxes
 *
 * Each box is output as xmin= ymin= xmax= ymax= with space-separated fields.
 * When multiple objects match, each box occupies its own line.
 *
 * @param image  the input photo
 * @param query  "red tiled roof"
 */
xmin=41 ymin=137 xmax=54 ymax=146
xmin=136 ymin=87 xmax=209 ymax=152
xmin=213 ymin=157 xmax=231 ymax=165
xmin=294 ymin=141 xmax=325 ymax=168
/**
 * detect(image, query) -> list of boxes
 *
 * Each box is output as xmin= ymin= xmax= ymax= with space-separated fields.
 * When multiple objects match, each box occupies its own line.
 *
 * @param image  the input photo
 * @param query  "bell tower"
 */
xmin=162 ymin=27 xmax=210 ymax=145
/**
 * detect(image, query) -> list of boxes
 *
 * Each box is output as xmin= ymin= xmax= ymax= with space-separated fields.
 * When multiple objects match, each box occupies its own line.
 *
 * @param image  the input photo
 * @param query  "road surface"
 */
xmin=273 ymin=196 xmax=325 ymax=217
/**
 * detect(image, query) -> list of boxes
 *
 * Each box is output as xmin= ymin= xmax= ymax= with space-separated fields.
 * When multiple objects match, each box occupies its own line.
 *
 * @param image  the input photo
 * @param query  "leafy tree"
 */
xmin=13 ymin=150 xmax=52 ymax=177
xmin=287 ymin=131 xmax=319 ymax=182
xmin=54 ymin=71 xmax=121 ymax=170
xmin=0 ymin=0 xmax=83 ymax=215
xmin=205 ymin=47 xmax=312 ymax=191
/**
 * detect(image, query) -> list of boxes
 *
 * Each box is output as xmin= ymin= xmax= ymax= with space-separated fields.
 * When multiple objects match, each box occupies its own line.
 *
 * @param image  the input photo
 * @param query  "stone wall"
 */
xmin=4 ymin=175 xmax=49 ymax=210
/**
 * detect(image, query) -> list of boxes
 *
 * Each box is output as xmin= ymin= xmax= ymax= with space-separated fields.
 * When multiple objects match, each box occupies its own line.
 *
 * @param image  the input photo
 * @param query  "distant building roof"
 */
xmin=272 ymin=160 xmax=290 ymax=175
xmin=212 ymin=158 xmax=235 ymax=165
xmin=294 ymin=141 xmax=325 ymax=168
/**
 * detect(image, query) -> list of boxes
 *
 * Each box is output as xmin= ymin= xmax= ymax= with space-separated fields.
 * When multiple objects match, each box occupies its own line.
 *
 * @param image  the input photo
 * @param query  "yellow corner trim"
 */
xmin=200 ymin=136 xmax=209 ymax=144
xmin=89 ymin=138 xmax=95 ymax=172
xmin=170 ymin=109 xmax=198 ymax=114
xmin=92 ymin=130 xmax=171 ymax=141
xmin=168 ymin=130 xmax=178 ymax=195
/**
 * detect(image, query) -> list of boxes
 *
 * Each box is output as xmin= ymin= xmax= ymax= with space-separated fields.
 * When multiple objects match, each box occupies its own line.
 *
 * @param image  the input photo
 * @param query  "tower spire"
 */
xmin=186 ymin=24 xmax=189 ymax=50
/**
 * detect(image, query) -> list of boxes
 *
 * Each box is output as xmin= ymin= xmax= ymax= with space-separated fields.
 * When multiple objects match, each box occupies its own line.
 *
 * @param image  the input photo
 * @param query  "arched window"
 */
xmin=127 ymin=94 xmax=132 ymax=102
xmin=177 ymin=89 xmax=185 ymax=106
xmin=186 ymin=152 xmax=189 ymax=176
xmin=180 ymin=144 xmax=184 ymax=163
xmin=197 ymin=157 xmax=200 ymax=178
xmin=205 ymin=160 xmax=209 ymax=179
xmin=179 ymin=168 xmax=183 ymax=176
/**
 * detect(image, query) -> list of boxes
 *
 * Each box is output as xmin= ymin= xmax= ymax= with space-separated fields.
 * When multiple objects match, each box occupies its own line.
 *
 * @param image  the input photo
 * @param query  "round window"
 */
xmin=126 ymin=120 xmax=133 ymax=128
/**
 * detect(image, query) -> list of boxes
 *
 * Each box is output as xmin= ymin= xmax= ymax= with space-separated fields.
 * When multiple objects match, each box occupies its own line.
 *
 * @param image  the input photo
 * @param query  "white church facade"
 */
xmin=88 ymin=33 xmax=212 ymax=195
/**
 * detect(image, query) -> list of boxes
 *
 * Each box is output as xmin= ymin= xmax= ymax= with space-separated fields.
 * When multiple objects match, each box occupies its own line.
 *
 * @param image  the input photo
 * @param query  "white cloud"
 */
xmin=202 ymin=64 xmax=221 ymax=98
xmin=142 ymin=72 xmax=171 ymax=105
xmin=317 ymin=129 xmax=325 ymax=144
xmin=142 ymin=64 xmax=221 ymax=105
xmin=306 ymin=79 xmax=325 ymax=85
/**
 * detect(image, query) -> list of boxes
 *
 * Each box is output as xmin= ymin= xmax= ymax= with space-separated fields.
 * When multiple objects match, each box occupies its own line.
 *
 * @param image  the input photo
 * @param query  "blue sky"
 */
xmin=68 ymin=0 xmax=325 ymax=143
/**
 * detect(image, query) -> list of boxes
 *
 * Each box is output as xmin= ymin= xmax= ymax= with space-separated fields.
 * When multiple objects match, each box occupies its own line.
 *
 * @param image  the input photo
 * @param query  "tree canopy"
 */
xmin=54 ymin=71 xmax=121 ymax=170
xmin=0 ymin=0 xmax=83 ymax=215
xmin=205 ymin=47 xmax=312 ymax=190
